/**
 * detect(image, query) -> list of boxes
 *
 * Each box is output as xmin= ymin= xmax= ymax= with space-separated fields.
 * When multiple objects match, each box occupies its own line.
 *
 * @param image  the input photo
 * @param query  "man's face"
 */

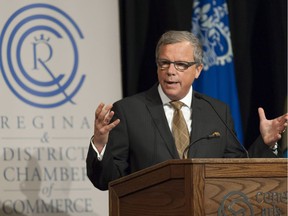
xmin=157 ymin=41 xmax=203 ymax=101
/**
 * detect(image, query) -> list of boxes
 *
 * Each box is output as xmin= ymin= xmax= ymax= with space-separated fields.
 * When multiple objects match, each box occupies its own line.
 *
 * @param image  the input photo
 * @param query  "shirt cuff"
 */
xmin=90 ymin=136 xmax=106 ymax=161
xmin=270 ymin=142 xmax=278 ymax=155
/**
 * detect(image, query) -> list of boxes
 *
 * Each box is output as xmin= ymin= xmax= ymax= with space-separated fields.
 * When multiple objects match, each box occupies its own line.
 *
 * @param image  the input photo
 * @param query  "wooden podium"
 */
xmin=109 ymin=159 xmax=287 ymax=216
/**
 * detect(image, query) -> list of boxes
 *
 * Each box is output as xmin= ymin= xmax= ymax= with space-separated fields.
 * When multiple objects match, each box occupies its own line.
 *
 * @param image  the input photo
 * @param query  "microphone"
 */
xmin=194 ymin=92 xmax=249 ymax=158
xmin=182 ymin=131 xmax=220 ymax=159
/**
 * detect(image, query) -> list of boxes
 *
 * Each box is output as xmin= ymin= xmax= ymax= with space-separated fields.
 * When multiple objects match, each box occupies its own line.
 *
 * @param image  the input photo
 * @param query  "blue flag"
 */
xmin=192 ymin=0 xmax=244 ymax=144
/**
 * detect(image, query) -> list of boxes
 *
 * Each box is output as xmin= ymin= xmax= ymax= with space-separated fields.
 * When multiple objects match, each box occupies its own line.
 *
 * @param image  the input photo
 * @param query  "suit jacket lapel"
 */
xmin=190 ymin=92 xmax=204 ymax=143
xmin=189 ymin=92 xmax=214 ymax=158
xmin=145 ymin=84 xmax=179 ymax=159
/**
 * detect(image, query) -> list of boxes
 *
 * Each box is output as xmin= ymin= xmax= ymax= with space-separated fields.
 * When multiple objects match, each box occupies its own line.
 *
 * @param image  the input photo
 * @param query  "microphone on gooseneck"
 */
xmin=194 ymin=92 xmax=249 ymax=158
xmin=182 ymin=131 xmax=221 ymax=159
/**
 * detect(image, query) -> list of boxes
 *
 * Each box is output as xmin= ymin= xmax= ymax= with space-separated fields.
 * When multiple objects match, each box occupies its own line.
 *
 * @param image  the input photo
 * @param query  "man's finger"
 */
xmin=95 ymin=103 xmax=105 ymax=119
xmin=258 ymin=107 xmax=267 ymax=121
xmin=102 ymin=119 xmax=120 ymax=133
xmin=110 ymin=119 xmax=120 ymax=130
xmin=104 ymin=111 xmax=116 ymax=124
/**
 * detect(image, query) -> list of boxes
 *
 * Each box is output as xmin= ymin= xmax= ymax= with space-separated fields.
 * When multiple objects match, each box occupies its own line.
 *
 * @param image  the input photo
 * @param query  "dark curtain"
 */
xmin=118 ymin=0 xmax=287 ymax=149
xmin=119 ymin=0 xmax=193 ymax=96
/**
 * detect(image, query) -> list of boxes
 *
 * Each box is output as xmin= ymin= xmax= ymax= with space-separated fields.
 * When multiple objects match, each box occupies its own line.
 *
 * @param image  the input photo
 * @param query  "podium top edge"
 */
xmin=179 ymin=158 xmax=288 ymax=164
xmin=149 ymin=158 xmax=288 ymax=167
xmin=109 ymin=158 xmax=287 ymax=187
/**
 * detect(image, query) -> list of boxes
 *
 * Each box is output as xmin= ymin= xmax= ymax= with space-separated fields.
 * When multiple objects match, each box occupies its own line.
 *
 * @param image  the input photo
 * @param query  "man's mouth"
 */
xmin=165 ymin=81 xmax=179 ymax=85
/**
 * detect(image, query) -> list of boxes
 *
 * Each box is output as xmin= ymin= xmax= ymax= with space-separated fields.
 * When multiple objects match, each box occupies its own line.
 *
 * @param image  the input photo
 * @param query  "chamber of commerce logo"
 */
xmin=192 ymin=0 xmax=233 ymax=71
xmin=0 ymin=3 xmax=85 ymax=108
xmin=218 ymin=191 xmax=254 ymax=216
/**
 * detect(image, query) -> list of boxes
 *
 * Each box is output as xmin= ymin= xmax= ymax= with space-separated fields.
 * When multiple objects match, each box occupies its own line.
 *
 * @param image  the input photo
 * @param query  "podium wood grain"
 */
xmin=109 ymin=159 xmax=287 ymax=216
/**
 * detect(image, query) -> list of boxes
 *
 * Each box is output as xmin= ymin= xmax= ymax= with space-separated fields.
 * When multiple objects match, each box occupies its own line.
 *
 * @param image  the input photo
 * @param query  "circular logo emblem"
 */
xmin=218 ymin=191 xmax=254 ymax=215
xmin=0 ymin=3 xmax=85 ymax=108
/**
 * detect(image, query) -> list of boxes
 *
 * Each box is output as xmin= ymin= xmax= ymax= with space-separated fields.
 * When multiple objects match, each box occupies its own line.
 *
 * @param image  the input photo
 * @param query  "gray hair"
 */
xmin=155 ymin=30 xmax=203 ymax=65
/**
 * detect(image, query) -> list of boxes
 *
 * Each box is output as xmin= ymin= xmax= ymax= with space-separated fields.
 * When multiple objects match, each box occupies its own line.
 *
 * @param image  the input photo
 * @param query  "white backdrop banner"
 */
xmin=0 ymin=0 xmax=122 ymax=215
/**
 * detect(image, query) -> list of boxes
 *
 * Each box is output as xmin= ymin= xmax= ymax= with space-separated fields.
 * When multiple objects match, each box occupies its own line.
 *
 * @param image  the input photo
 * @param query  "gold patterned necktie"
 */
xmin=170 ymin=101 xmax=190 ymax=159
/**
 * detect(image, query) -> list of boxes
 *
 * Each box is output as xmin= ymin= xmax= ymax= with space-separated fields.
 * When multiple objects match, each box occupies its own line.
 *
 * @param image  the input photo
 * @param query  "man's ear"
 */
xmin=195 ymin=64 xmax=203 ymax=79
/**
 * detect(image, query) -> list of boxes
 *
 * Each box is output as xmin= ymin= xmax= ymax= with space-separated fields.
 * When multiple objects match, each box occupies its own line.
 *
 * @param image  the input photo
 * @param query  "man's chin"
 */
xmin=163 ymin=89 xmax=181 ymax=101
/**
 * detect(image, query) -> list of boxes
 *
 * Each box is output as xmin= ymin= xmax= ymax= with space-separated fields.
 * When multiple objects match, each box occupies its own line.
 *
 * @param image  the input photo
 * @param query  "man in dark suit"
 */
xmin=86 ymin=31 xmax=288 ymax=191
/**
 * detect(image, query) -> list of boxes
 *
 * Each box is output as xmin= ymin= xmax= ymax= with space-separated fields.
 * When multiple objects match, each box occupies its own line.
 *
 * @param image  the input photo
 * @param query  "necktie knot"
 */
xmin=170 ymin=101 xmax=184 ymax=110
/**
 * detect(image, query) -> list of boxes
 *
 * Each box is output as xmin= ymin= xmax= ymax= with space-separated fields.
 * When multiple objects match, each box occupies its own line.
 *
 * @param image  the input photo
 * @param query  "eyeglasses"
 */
xmin=156 ymin=59 xmax=199 ymax=72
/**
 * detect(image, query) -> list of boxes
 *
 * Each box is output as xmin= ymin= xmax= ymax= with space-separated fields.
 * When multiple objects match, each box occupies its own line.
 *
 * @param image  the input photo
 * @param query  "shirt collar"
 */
xmin=158 ymin=84 xmax=193 ymax=108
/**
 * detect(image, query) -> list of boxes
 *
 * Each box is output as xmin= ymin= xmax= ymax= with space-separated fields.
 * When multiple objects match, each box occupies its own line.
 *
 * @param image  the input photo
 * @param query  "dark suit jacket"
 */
xmin=86 ymin=84 xmax=277 ymax=190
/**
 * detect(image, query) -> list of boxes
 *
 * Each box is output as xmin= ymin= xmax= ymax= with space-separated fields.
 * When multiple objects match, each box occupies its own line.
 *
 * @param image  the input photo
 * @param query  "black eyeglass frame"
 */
xmin=156 ymin=59 xmax=199 ymax=72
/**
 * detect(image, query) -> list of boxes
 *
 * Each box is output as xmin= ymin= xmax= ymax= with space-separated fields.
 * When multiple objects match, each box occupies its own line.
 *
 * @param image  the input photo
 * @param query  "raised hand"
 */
xmin=258 ymin=107 xmax=288 ymax=146
xmin=93 ymin=103 xmax=120 ymax=153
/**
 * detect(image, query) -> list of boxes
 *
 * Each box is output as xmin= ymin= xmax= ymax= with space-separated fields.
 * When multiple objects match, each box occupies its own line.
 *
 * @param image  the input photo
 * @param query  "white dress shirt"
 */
xmin=158 ymin=84 xmax=192 ymax=133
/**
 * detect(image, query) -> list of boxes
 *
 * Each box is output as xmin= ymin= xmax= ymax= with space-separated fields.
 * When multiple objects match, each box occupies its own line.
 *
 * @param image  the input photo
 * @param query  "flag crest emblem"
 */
xmin=192 ymin=0 xmax=244 ymax=144
xmin=192 ymin=0 xmax=232 ymax=70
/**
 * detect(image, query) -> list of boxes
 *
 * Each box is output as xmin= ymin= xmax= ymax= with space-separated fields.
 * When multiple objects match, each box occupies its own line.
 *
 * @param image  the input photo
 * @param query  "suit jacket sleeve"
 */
xmin=86 ymin=100 xmax=133 ymax=190
xmin=248 ymin=136 xmax=281 ymax=158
